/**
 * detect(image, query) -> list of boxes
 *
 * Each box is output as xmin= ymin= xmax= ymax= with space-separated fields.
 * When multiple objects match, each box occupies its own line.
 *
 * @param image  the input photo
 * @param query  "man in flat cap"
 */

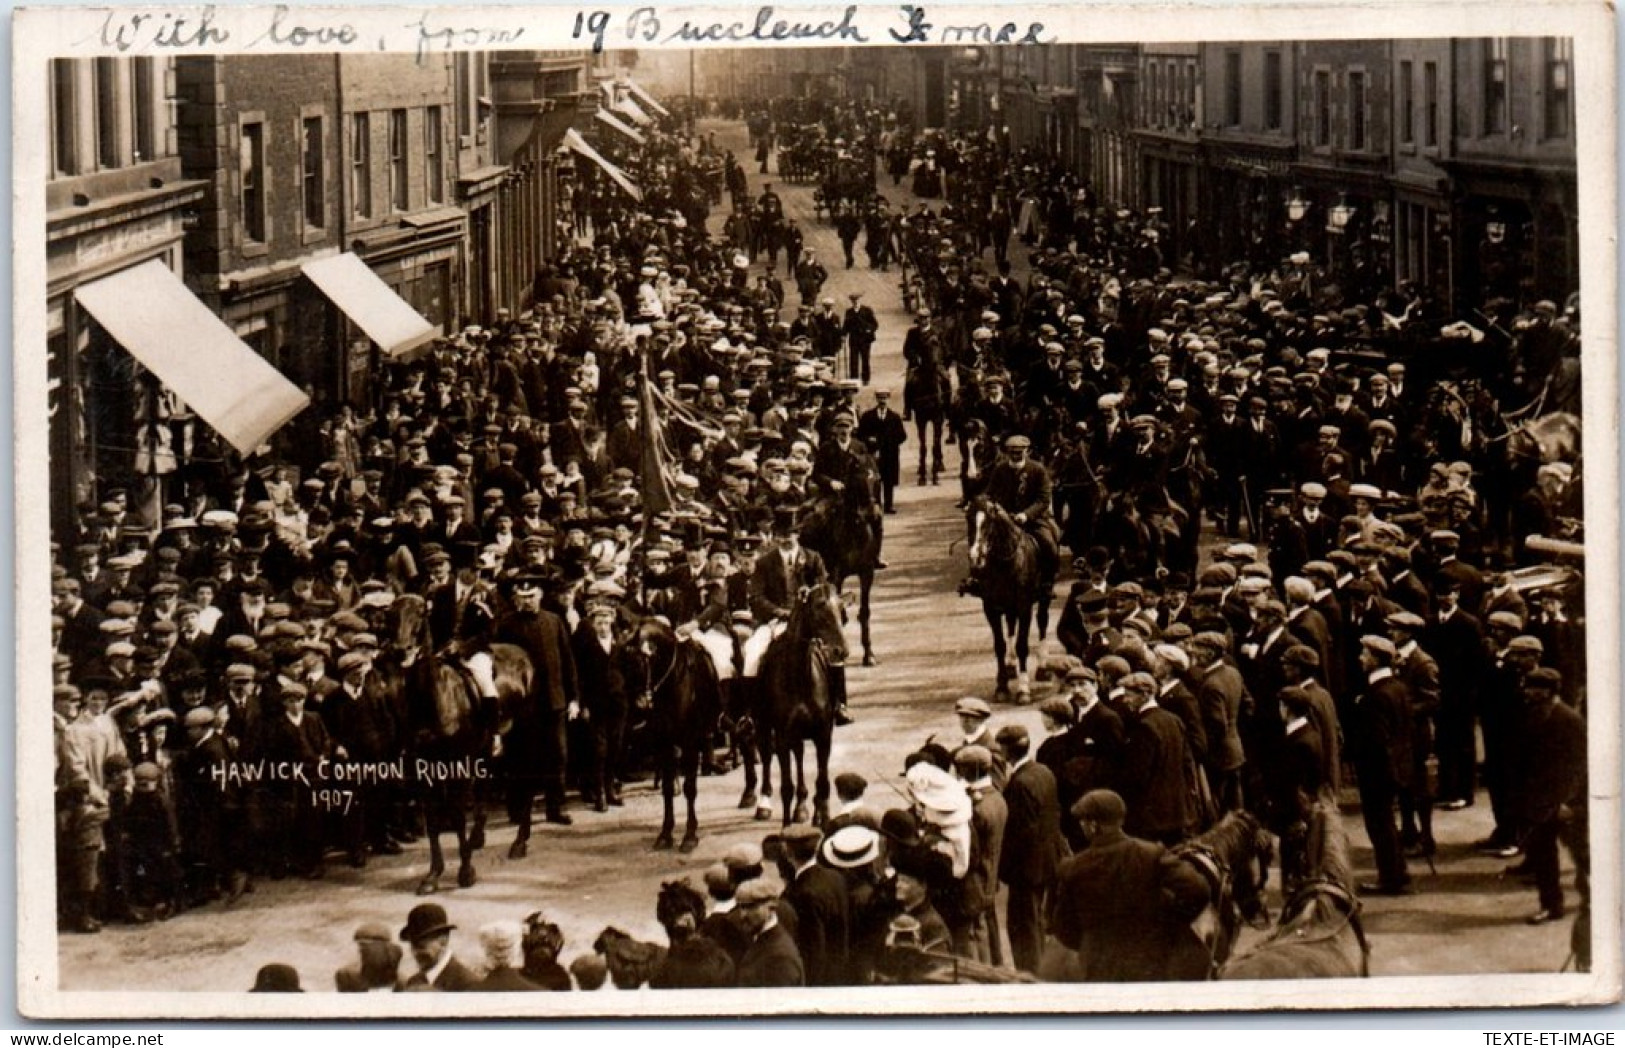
xmin=734 ymin=878 xmax=804 ymax=987
xmin=1387 ymin=611 xmax=1441 ymax=859
xmin=1514 ymin=667 xmax=1587 ymax=925
xmin=857 ymin=390 xmax=907 ymax=515
xmin=1350 ymin=636 xmax=1414 ymax=895
xmin=996 ymin=723 xmax=1066 ymax=974
xmin=1425 ymin=573 xmax=1487 ymax=812
xmin=336 ymin=921 xmax=405 ymax=991
xmin=1116 ymin=672 xmax=1194 ymax=847
xmin=1047 ymin=789 xmax=1210 ymax=982
xmin=962 ymin=432 xmax=1060 ymax=606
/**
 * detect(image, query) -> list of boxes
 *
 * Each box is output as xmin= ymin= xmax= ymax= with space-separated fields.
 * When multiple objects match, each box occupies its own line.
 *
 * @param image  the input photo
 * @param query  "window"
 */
xmin=50 ymin=59 xmax=77 ymax=176
xmin=1399 ymin=60 xmax=1414 ymax=144
xmin=1545 ymin=38 xmax=1572 ymax=138
xmin=240 ymin=121 xmax=265 ymax=243
xmin=1424 ymin=61 xmax=1439 ymax=146
xmin=1223 ymin=50 xmax=1241 ymax=126
xmin=389 ymin=108 xmax=408 ymax=211
xmin=1264 ymin=51 xmax=1283 ymax=131
xmin=1348 ymin=71 xmax=1367 ymax=150
xmin=301 ymin=117 xmax=324 ymax=231
xmin=132 ymin=57 xmax=155 ymax=162
xmin=1484 ymin=38 xmax=1508 ymax=134
xmin=350 ymin=112 xmax=371 ymax=219
xmin=1314 ymin=70 xmax=1331 ymax=146
xmin=94 ymin=57 xmax=120 ymax=169
xmin=426 ymin=106 xmax=444 ymax=203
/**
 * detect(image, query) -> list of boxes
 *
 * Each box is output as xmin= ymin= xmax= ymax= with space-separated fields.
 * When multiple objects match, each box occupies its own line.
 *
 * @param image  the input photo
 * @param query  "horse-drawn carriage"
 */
xmin=813 ymin=152 xmax=876 ymax=221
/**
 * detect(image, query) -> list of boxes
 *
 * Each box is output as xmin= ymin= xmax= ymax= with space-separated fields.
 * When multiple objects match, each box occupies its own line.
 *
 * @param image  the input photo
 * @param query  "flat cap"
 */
xmin=954 ymin=696 xmax=992 ymax=720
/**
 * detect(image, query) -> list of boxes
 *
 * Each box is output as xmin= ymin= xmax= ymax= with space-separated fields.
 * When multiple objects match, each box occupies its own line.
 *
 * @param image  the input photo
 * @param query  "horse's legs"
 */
xmin=1013 ymin=605 xmax=1034 ymax=702
xmin=680 ymin=744 xmax=701 ymax=853
xmin=930 ymin=415 xmax=944 ymax=482
xmin=418 ymin=794 xmax=445 ymax=895
xmin=778 ymin=743 xmax=796 ymax=826
xmin=655 ymin=752 xmax=676 ymax=850
xmin=858 ymin=572 xmax=875 ymax=666
xmin=915 ymin=417 xmax=929 ymax=482
xmin=454 ymin=786 xmax=477 ymax=889
xmin=734 ymin=680 xmax=760 ymax=809
xmin=792 ymin=743 xmax=810 ymax=824
xmin=811 ymin=730 xmax=832 ymax=828
xmin=986 ymin=603 xmax=1010 ymax=700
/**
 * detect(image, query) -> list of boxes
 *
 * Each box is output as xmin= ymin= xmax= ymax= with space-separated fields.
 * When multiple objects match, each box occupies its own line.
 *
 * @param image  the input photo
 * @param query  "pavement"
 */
xmin=53 ymin=119 xmax=1583 ymax=994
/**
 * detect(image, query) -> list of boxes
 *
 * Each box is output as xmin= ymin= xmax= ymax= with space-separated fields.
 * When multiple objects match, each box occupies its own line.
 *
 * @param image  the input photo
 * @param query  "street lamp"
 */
xmin=1285 ymin=190 xmax=1309 ymax=223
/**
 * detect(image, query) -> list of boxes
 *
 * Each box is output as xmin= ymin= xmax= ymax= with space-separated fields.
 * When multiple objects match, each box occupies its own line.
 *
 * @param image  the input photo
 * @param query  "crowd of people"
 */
xmin=52 ymin=92 xmax=1589 ymax=985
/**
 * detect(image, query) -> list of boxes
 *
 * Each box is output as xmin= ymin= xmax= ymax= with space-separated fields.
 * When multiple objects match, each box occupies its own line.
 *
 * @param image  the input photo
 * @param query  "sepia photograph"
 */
xmin=12 ymin=1 xmax=1619 ymax=1018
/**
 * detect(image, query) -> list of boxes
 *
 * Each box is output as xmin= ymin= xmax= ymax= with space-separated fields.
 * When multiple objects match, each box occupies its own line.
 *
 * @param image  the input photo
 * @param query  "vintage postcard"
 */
xmin=12 ymin=0 xmax=1619 ymax=1019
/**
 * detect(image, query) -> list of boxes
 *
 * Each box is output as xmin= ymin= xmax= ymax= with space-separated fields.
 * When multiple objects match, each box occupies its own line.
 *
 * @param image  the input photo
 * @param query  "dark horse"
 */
xmin=385 ymin=593 xmax=533 ymax=895
xmin=968 ymin=497 xmax=1053 ymax=702
xmin=757 ymin=583 xmax=849 ymax=826
xmin=1221 ymin=792 xmax=1371 ymax=980
xmin=621 ymin=618 xmax=722 ymax=853
xmin=904 ymin=335 xmax=952 ymax=486
xmin=1166 ymin=809 xmax=1276 ymax=980
xmin=801 ymin=485 xmax=880 ymax=667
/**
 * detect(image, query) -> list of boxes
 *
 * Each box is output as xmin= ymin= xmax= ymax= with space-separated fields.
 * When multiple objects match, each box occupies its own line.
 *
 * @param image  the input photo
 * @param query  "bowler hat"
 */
xmin=399 ymin=903 xmax=456 ymax=944
xmin=250 ymin=964 xmax=303 ymax=992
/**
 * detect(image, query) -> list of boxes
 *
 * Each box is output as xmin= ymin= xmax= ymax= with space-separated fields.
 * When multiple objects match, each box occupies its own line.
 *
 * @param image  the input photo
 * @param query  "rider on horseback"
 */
xmin=960 ymin=434 xmax=1061 ymax=598
xmin=743 ymin=507 xmax=851 ymax=725
xmin=424 ymin=549 xmax=501 ymax=724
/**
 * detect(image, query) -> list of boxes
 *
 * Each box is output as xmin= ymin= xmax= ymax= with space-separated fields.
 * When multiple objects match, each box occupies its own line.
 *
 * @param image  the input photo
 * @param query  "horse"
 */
xmin=620 ymin=617 xmax=722 ymax=853
xmin=384 ymin=593 xmax=534 ymax=895
xmin=756 ymin=583 xmax=849 ymax=826
xmin=904 ymin=340 xmax=952 ymax=486
xmin=1219 ymin=793 xmax=1371 ymax=980
xmin=968 ymin=497 xmax=1051 ymax=702
xmin=1166 ymin=809 xmax=1276 ymax=980
xmin=800 ymin=486 xmax=880 ymax=667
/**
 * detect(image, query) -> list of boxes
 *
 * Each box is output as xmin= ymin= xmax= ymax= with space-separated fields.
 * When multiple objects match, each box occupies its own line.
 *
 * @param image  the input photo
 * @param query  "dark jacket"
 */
xmin=1349 ymin=672 xmax=1415 ymax=790
xmin=735 ymin=921 xmax=805 ymax=987
xmin=999 ymin=760 xmax=1066 ymax=887
xmin=495 ymin=607 xmax=579 ymax=713
xmin=1118 ymin=704 xmax=1193 ymax=841
xmin=784 ymin=864 xmax=851 ymax=986
xmin=1048 ymin=828 xmax=1211 ymax=981
xmin=401 ymin=955 xmax=480 ymax=991
xmin=471 ymin=966 xmax=545 ymax=992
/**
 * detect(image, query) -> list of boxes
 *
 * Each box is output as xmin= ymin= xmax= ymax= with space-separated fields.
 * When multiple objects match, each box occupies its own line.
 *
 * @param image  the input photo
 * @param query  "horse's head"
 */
xmin=791 ymin=582 xmax=849 ymax=665
xmin=386 ymin=593 xmax=429 ymax=666
xmin=1232 ymin=812 xmax=1277 ymax=929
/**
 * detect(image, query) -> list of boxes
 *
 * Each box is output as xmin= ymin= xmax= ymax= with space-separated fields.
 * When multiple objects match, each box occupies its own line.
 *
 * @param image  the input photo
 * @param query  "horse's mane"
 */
xmin=1189 ymin=809 xmax=1267 ymax=866
xmin=1306 ymin=794 xmax=1354 ymax=891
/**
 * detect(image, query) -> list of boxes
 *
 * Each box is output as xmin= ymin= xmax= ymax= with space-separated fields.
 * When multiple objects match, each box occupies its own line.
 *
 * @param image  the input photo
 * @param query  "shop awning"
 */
xmin=594 ymin=107 xmax=646 ymax=145
xmin=73 ymin=259 xmax=309 ymax=456
xmin=624 ymin=79 xmax=670 ymax=119
xmin=300 ymin=252 xmax=438 ymax=360
xmin=614 ymin=96 xmax=652 ymax=127
xmin=563 ymin=128 xmax=642 ymax=202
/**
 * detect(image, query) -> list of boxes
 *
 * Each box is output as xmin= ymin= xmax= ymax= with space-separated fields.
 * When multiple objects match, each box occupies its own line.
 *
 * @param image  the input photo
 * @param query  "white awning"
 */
xmin=300 ymin=252 xmax=438 ymax=360
xmin=614 ymin=96 xmax=653 ymax=127
xmin=563 ymin=128 xmax=642 ymax=202
xmin=594 ymin=107 xmax=646 ymax=145
xmin=74 ymin=260 xmax=309 ymax=456
xmin=624 ymin=79 xmax=670 ymax=119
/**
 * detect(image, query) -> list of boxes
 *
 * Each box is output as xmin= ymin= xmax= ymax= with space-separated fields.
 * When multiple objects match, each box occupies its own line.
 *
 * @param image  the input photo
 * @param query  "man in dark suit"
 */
xmin=1387 ymin=611 xmax=1442 ymax=858
xmin=856 ymin=392 xmax=908 ymax=515
xmin=734 ymin=879 xmax=805 ymax=986
xmin=1349 ymin=636 xmax=1415 ymax=895
xmin=399 ymin=903 xmax=479 ymax=991
xmin=842 ymin=292 xmax=879 ymax=384
xmin=1115 ymin=672 xmax=1193 ymax=846
xmin=1272 ymin=686 xmax=1327 ymax=891
xmin=747 ymin=508 xmax=828 ymax=629
xmin=1189 ymin=631 xmax=1248 ymax=814
xmin=494 ymin=573 xmax=581 ymax=835
xmin=1514 ymin=668 xmax=1588 ymax=924
xmin=780 ymin=825 xmax=849 ymax=985
xmin=995 ymin=723 xmax=1066 ymax=973
xmin=258 ymin=680 xmax=334 ymax=879
xmin=1425 ymin=575 xmax=1487 ymax=811
xmin=1047 ymin=789 xmax=1211 ymax=982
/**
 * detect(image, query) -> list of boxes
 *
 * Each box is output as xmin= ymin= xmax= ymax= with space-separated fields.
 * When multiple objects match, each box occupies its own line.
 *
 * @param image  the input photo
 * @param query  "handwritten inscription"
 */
xmin=409 ymin=13 xmax=526 ymax=62
xmin=99 ymin=8 xmax=229 ymax=52
xmin=87 ymin=4 xmax=1049 ymax=58
xmin=573 ymin=5 xmax=1048 ymax=53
